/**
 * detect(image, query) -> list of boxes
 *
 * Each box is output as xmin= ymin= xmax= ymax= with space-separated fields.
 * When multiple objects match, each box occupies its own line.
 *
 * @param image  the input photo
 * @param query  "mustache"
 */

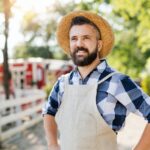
xmin=74 ymin=47 xmax=89 ymax=53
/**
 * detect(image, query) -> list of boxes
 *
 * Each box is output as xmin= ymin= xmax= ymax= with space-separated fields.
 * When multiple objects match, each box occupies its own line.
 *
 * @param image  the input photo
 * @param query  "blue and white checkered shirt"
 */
xmin=43 ymin=59 xmax=150 ymax=132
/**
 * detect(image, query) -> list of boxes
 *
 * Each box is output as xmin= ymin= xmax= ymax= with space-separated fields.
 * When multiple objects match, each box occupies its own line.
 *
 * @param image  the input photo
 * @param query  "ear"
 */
xmin=98 ymin=40 xmax=103 ymax=51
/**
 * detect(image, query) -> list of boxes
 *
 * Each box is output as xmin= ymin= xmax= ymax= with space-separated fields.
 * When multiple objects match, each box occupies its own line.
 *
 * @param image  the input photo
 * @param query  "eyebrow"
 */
xmin=70 ymin=34 xmax=92 ymax=38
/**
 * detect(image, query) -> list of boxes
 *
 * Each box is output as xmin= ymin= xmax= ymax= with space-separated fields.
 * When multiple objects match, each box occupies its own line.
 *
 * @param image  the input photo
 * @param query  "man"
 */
xmin=43 ymin=11 xmax=150 ymax=150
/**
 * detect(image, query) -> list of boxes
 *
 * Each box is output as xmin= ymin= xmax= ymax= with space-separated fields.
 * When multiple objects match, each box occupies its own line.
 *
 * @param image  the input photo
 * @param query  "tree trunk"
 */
xmin=3 ymin=0 xmax=11 ymax=99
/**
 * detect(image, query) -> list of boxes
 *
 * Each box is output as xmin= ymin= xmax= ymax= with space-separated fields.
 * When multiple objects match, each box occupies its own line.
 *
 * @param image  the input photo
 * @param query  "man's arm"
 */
xmin=43 ymin=114 xmax=60 ymax=150
xmin=134 ymin=123 xmax=150 ymax=150
xmin=115 ymin=76 xmax=150 ymax=149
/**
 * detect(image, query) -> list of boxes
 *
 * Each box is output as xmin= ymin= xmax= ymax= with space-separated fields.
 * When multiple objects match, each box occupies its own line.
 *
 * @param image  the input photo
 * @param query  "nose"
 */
xmin=76 ymin=38 xmax=84 ymax=47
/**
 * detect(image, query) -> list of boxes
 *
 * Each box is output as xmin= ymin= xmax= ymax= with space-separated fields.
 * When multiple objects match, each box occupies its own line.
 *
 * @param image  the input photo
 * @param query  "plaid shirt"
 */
xmin=42 ymin=59 xmax=150 ymax=132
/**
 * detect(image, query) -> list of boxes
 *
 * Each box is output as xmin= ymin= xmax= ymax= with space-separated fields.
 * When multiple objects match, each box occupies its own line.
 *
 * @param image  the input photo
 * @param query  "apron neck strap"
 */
xmin=63 ymin=72 xmax=118 ymax=86
xmin=98 ymin=72 xmax=118 ymax=85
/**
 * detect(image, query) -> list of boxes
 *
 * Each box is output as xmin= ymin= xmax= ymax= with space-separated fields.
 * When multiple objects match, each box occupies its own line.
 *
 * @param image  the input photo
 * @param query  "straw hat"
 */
xmin=56 ymin=10 xmax=114 ymax=58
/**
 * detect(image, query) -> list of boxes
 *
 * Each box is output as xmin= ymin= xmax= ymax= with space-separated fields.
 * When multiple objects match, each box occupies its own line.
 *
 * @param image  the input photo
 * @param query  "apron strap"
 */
xmin=98 ymin=72 xmax=118 ymax=85
xmin=63 ymin=74 xmax=70 ymax=90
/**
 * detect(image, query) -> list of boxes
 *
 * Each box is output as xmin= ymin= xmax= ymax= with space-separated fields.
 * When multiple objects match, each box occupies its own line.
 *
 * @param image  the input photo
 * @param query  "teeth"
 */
xmin=77 ymin=51 xmax=86 ymax=53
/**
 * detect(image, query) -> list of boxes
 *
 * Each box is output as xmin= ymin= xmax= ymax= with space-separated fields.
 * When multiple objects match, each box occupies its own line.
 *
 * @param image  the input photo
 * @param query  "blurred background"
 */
xmin=0 ymin=0 xmax=150 ymax=150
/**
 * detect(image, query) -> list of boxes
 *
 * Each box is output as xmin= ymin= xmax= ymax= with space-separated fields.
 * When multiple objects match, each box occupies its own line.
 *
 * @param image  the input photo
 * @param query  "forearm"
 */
xmin=43 ymin=114 xmax=59 ymax=148
xmin=134 ymin=123 xmax=150 ymax=150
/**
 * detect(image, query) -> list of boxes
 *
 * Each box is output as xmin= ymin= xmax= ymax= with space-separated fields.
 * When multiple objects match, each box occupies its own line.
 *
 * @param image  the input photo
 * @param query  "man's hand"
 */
xmin=133 ymin=123 xmax=150 ymax=150
xmin=48 ymin=144 xmax=60 ymax=150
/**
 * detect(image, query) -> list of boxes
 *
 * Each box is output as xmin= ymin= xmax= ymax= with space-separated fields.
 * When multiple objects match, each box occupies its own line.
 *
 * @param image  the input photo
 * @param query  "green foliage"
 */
xmin=44 ymin=83 xmax=54 ymax=99
xmin=13 ymin=44 xmax=53 ymax=59
xmin=53 ymin=51 xmax=69 ymax=60
xmin=54 ymin=0 xmax=76 ymax=15
xmin=111 ymin=0 xmax=150 ymax=53
xmin=13 ymin=43 xmax=70 ymax=60
xmin=21 ymin=10 xmax=57 ymax=43
xmin=108 ymin=29 xmax=145 ymax=78
xmin=76 ymin=0 xmax=103 ymax=12
xmin=13 ymin=1 xmax=73 ymax=60
xmin=141 ymin=75 xmax=150 ymax=95
xmin=106 ymin=0 xmax=150 ymax=78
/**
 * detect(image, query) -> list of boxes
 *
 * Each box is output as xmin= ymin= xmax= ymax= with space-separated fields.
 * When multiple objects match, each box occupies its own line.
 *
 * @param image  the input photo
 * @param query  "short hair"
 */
xmin=70 ymin=16 xmax=101 ymax=40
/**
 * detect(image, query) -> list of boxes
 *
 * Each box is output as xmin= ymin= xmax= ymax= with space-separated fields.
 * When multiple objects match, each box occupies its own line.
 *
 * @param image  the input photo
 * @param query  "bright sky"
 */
xmin=0 ymin=0 xmax=74 ymax=63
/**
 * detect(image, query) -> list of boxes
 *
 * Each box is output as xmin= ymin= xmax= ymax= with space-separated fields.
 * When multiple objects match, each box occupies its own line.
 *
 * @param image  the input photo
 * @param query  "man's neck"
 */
xmin=77 ymin=58 xmax=100 ymax=79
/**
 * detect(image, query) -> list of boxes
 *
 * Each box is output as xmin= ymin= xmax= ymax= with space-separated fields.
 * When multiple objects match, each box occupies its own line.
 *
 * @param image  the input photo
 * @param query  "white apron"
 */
xmin=55 ymin=72 xmax=118 ymax=150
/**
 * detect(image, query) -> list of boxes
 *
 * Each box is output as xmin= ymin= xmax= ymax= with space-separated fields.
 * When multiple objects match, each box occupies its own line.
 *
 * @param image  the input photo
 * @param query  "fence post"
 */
xmin=0 ymin=89 xmax=46 ymax=144
xmin=16 ymin=105 xmax=22 ymax=127
xmin=0 ymin=109 xmax=3 ymax=148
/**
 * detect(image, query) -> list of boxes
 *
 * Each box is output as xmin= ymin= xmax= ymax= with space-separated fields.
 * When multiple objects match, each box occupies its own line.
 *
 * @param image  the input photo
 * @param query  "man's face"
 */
xmin=69 ymin=24 xmax=101 ymax=66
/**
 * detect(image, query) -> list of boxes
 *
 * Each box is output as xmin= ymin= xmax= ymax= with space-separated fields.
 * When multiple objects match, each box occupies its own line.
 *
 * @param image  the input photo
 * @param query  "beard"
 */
xmin=70 ymin=45 xmax=99 ymax=66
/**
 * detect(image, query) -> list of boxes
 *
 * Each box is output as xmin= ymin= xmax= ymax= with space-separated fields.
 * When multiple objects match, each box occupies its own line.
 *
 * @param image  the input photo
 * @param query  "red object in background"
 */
xmin=1 ymin=59 xmax=73 ymax=90
xmin=0 ymin=64 xmax=3 ymax=84
xmin=9 ymin=78 xmax=15 ymax=98
xmin=25 ymin=63 xmax=33 ymax=85
xmin=13 ymin=63 xmax=24 ymax=67
xmin=37 ymin=64 xmax=45 ymax=89
xmin=55 ymin=64 xmax=73 ymax=78
xmin=0 ymin=64 xmax=15 ymax=97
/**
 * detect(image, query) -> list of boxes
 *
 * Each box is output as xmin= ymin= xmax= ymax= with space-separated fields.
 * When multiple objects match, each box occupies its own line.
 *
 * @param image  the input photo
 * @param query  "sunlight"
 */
xmin=7 ymin=0 xmax=56 ymax=58
xmin=13 ymin=0 xmax=54 ymax=13
xmin=2 ymin=0 xmax=75 ymax=59
xmin=0 ymin=49 xmax=3 ymax=63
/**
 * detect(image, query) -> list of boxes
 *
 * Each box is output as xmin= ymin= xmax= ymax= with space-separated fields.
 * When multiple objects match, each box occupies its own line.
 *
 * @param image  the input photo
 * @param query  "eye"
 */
xmin=70 ymin=36 xmax=77 ymax=41
xmin=83 ymin=35 xmax=90 ymax=40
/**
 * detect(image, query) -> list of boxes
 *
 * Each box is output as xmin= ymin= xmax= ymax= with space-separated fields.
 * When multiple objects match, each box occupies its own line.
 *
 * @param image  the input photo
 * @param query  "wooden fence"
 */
xmin=0 ymin=89 xmax=46 ymax=142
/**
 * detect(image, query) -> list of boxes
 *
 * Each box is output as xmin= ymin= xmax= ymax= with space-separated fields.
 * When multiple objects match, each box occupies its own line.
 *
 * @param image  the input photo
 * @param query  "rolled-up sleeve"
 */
xmin=42 ymin=76 xmax=65 ymax=116
xmin=115 ymin=76 xmax=150 ymax=123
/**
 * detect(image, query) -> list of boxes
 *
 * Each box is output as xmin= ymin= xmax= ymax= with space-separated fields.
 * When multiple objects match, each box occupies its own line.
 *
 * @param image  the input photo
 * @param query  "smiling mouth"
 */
xmin=76 ymin=50 xmax=88 ymax=55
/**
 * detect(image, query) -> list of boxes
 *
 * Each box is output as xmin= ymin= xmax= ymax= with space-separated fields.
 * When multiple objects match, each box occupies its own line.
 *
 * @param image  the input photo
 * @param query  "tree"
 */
xmin=12 ymin=9 xmax=60 ymax=59
xmin=13 ymin=1 xmax=77 ymax=60
xmin=2 ymin=0 xmax=11 ymax=99
xmin=75 ymin=0 xmax=103 ymax=12
xmin=14 ymin=43 xmax=54 ymax=59
xmin=108 ymin=0 xmax=150 ymax=78
xmin=0 ymin=0 xmax=16 ymax=99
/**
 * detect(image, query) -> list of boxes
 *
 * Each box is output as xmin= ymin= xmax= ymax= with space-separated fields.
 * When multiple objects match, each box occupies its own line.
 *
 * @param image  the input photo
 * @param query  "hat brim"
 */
xmin=56 ymin=10 xmax=114 ymax=58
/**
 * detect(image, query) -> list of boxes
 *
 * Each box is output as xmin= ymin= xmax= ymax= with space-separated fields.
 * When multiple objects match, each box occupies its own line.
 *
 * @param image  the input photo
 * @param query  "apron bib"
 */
xmin=55 ymin=72 xmax=118 ymax=150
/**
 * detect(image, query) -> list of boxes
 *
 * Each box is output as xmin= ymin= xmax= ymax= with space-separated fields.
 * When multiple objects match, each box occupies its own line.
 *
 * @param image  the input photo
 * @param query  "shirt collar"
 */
xmin=97 ymin=59 xmax=108 ymax=74
xmin=73 ymin=59 xmax=108 ymax=77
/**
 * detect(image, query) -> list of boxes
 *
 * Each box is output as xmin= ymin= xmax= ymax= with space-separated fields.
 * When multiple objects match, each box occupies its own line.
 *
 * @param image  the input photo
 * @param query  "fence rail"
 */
xmin=0 ymin=89 xmax=46 ymax=142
